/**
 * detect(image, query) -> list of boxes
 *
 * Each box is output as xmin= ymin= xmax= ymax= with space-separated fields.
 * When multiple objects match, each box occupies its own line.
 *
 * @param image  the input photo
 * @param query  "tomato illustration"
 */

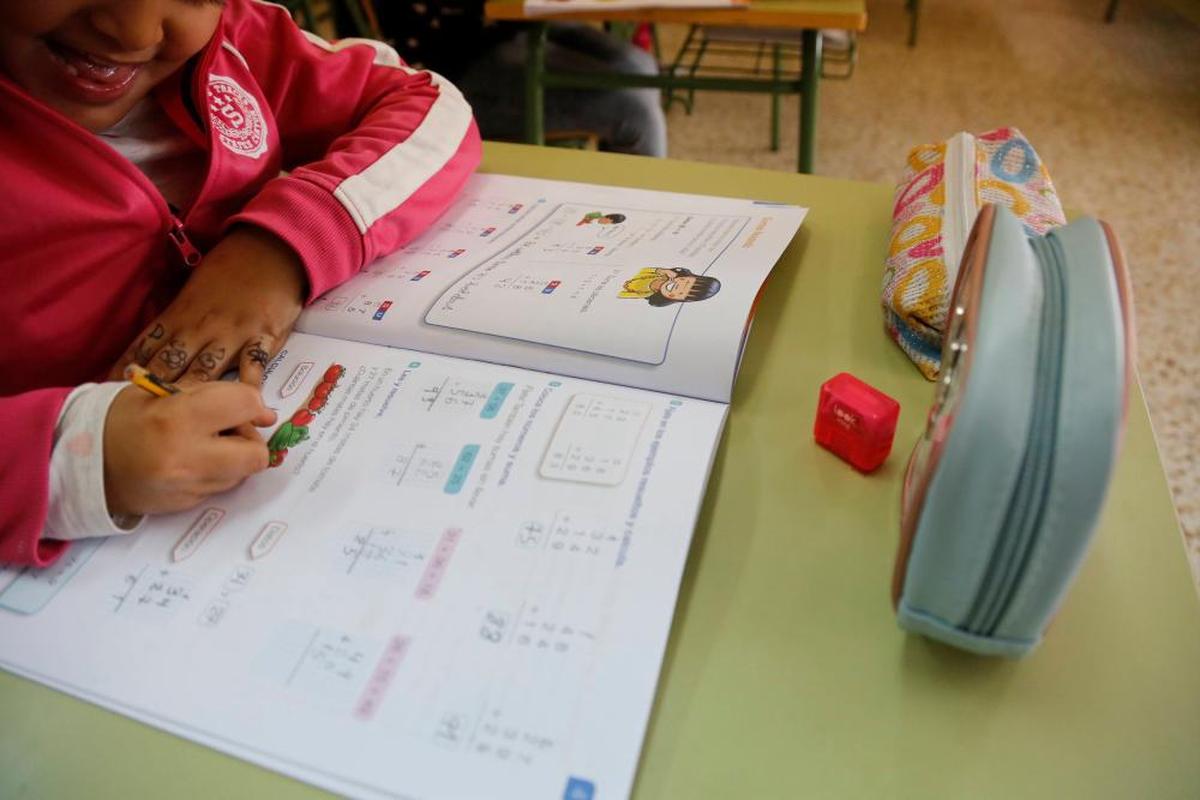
xmin=268 ymin=421 xmax=309 ymax=451
xmin=265 ymin=363 xmax=344 ymax=466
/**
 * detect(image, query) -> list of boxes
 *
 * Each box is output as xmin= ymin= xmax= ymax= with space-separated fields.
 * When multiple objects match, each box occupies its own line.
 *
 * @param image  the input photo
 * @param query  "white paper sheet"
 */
xmin=0 ymin=333 xmax=727 ymax=800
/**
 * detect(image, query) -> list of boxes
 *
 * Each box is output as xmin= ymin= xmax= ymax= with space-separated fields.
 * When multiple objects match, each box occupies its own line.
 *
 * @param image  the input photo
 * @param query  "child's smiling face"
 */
xmin=0 ymin=0 xmax=225 ymax=132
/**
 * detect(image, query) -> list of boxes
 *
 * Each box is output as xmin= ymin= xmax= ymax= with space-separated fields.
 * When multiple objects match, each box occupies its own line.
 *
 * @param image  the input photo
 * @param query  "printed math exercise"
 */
xmin=0 ymin=173 xmax=803 ymax=800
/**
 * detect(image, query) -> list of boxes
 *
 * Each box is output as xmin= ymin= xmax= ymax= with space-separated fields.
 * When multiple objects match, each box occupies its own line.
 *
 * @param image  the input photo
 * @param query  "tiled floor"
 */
xmin=657 ymin=0 xmax=1200 ymax=587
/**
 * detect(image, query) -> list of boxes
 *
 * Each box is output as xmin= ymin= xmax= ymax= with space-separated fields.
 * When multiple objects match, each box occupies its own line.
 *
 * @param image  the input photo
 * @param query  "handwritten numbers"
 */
xmin=480 ymin=610 xmax=509 ymax=644
xmin=434 ymin=712 xmax=468 ymax=750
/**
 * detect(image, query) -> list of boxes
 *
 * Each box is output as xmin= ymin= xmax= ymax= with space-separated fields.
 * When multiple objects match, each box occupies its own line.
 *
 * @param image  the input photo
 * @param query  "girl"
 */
xmin=618 ymin=267 xmax=722 ymax=306
xmin=0 ymin=0 xmax=481 ymax=565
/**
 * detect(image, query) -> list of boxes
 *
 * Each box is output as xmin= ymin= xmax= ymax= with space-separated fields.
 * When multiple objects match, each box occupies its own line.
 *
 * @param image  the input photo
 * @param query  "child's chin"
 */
xmin=50 ymin=94 xmax=144 ymax=132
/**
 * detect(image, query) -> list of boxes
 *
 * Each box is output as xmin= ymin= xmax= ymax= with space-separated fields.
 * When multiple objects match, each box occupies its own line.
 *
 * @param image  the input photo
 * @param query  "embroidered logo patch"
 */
xmin=207 ymin=74 xmax=268 ymax=159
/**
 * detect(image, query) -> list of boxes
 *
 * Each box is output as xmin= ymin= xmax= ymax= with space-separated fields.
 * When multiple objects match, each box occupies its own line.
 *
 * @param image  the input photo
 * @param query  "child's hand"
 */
xmin=110 ymin=226 xmax=308 ymax=387
xmin=104 ymin=382 xmax=278 ymax=517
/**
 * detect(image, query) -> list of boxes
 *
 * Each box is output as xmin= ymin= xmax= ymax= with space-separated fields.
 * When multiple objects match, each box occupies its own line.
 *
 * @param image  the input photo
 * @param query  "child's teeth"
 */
xmin=80 ymin=53 xmax=118 ymax=76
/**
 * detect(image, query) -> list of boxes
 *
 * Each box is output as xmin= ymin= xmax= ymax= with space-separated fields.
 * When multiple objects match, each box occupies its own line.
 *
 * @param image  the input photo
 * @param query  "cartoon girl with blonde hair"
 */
xmin=619 ymin=268 xmax=721 ymax=307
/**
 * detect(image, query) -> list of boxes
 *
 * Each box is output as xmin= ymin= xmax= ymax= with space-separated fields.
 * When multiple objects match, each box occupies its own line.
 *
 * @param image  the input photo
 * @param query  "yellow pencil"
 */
xmin=124 ymin=364 xmax=181 ymax=397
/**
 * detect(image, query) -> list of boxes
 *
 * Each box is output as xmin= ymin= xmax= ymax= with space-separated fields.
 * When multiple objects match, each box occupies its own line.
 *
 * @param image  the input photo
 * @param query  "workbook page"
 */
xmin=0 ymin=333 xmax=727 ymax=800
xmin=298 ymin=173 xmax=805 ymax=402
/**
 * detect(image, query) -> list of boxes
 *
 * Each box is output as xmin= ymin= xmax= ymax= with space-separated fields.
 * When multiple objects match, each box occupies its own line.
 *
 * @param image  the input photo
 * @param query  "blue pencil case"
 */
xmin=892 ymin=204 xmax=1135 ymax=657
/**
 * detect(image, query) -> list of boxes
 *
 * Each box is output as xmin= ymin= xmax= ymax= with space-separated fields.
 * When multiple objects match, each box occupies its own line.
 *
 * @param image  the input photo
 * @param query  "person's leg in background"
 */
xmin=456 ymin=23 xmax=668 ymax=157
xmin=543 ymin=23 xmax=666 ymax=157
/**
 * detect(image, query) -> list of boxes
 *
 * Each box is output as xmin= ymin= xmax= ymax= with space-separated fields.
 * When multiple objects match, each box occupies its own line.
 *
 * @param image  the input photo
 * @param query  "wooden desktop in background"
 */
xmin=484 ymin=0 xmax=868 ymax=173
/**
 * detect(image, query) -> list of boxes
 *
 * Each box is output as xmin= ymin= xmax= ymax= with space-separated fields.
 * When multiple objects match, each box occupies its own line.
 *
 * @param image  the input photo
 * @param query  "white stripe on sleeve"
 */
xmin=296 ymin=31 xmax=475 ymax=234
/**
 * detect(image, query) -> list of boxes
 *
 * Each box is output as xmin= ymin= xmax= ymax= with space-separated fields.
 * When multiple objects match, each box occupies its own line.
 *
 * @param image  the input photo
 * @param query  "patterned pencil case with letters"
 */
xmin=882 ymin=128 xmax=1066 ymax=379
xmin=892 ymin=204 xmax=1134 ymax=657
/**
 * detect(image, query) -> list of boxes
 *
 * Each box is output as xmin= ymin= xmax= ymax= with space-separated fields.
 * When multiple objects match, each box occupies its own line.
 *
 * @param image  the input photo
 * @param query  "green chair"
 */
xmin=665 ymin=26 xmax=856 ymax=152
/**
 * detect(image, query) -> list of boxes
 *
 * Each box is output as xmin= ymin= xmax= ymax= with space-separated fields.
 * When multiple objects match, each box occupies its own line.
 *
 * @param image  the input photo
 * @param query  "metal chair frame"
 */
xmin=664 ymin=25 xmax=856 ymax=152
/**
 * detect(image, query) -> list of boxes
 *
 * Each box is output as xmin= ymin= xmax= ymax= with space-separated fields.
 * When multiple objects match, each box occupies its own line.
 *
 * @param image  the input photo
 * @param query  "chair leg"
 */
xmin=685 ymin=35 xmax=710 ymax=116
xmin=665 ymin=25 xmax=699 ymax=113
xmin=354 ymin=0 xmax=385 ymax=39
xmin=1105 ymin=0 xmax=1119 ymax=22
xmin=770 ymin=44 xmax=782 ymax=152
xmin=798 ymin=28 xmax=822 ymax=173
xmin=300 ymin=0 xmax=315 ymax=30
xmin=338 ymin=0 xmax=372 ymax=38
xmin=907 ymin=0 xmax=921 ymax=47
xmin=283 ymin=0 xmax=317 ymax=31
xmin=523 ymin=23 xmax=547 ymax=146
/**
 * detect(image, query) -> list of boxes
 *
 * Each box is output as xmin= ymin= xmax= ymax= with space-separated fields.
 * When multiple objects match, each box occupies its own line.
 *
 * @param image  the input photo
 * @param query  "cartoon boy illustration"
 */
xmin=619 ymin=267 xmax=721 ymax=307
xmin=577 ymin=212 xmax=626 ymax=226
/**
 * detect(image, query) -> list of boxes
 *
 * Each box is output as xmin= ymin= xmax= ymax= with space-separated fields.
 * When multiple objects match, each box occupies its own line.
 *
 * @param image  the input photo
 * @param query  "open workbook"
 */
xmin=0 ymin=174 xmax=804 ymax=800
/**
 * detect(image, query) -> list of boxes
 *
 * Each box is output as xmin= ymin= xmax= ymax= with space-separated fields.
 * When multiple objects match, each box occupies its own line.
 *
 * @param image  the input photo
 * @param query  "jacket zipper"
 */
xmin=942 ymin=132 xmax=978 ymax=291
xmin=4 ymin=32 xmax=223 ymax=270
xmin=964 ymin=231 xmax=1067 ymax=636
xmin=168 ymin=207 xmax=203 ymax=267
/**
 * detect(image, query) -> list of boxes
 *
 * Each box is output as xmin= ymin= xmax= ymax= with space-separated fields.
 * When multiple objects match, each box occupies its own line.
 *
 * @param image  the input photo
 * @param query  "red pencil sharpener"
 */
xmin=814 ymin=372 xmax=900 ymax=473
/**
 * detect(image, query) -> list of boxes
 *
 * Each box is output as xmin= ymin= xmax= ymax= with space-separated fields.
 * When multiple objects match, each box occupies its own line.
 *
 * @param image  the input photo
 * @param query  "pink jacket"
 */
xmin=0 ymin=0 xmax=481 ymax=565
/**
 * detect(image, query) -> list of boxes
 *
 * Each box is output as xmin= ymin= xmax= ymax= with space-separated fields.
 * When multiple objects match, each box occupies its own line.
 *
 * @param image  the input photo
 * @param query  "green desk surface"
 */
xmin=3 ymin=143 xmax=1198 ymax=799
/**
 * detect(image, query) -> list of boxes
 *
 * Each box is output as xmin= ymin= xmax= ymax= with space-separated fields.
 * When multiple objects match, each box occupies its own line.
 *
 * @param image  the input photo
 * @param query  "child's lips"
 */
xmin=44 ymin=39 xmax=146 ymax=103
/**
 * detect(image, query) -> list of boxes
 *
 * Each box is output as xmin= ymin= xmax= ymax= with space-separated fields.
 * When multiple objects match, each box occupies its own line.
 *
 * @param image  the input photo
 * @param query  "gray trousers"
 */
xmin=455 ymin=23 xmax=668 ymax=158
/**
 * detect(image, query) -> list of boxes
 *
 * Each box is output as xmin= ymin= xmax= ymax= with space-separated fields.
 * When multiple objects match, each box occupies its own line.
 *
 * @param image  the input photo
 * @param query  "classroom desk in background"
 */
xmin=483 ymin=0 xmax=868 ymax=174
xmin=2 ymin=142 xmax=1198 ymax=798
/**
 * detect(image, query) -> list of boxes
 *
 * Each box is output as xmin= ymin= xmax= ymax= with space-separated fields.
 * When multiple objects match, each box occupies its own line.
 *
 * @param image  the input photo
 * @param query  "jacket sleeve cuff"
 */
xmin=225 ymin=175 xmax=366 ymax=302
xmin=46 ymin=382 xmax=146 ymax=541
xmin=0 ymin=387 xmax=72 ymax=568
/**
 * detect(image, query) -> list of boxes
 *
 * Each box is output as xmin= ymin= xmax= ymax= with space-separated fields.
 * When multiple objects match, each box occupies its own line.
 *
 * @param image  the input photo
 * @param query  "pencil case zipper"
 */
xmin=963 ymin=233 xmax=1067 ymax=636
